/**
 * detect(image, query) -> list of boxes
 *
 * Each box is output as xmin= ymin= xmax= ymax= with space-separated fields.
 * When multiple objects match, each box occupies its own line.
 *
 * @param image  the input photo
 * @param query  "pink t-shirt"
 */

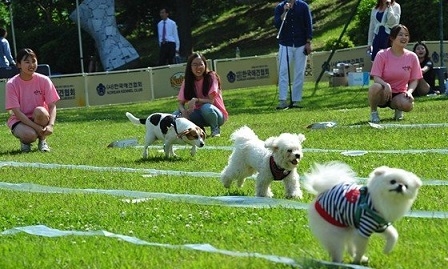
xmin=5 ymin=73 xmax=60 ymax=129
xmin=370 ymin=48 xmax=423 ymax=93
xmin=178 ymin=72 xmax=228 ymax=120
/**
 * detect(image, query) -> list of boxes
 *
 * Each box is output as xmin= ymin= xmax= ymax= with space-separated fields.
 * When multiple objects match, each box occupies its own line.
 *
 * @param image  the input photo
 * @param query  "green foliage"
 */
xmin=347 ymin=0 xmax=376 ymax=46
xmin=322 ymin=36 xmax=354 ymax=51
xmin=17 ymin=24 xmax=96 ymax=74
xmin=348 ymin=0 xmax=448 ymax=45
xmin=400 ymin=0 xmax=448 ymax=42
xmin=3 ymin=0 xmax=448 ymax=73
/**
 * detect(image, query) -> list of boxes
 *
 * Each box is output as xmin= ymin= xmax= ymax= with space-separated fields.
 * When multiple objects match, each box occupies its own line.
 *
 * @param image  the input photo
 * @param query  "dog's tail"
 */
xmin=302 ymin=161 xmax=357 ymax=195
xmin=230 ymin=125 xmax=258 ymax=144
xmin=126 ymin=112 xmax=146 ymax=125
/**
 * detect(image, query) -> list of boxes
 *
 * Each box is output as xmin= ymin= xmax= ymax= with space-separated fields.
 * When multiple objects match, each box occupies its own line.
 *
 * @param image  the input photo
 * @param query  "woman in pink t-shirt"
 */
xmin=5 ymin=48 xmax=60 ymax=152
xmin=368 ymin=24 xmax=422 ymax=123
xmin=176 ymin=52 xmax=228 ymax=137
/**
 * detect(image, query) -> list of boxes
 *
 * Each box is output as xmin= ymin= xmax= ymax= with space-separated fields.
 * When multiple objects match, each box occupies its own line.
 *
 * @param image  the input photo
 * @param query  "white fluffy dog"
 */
xmin=303 ymin=161 xmax=422 ymax=264
xmin=220 ymin=126 xmax=305 ymax=198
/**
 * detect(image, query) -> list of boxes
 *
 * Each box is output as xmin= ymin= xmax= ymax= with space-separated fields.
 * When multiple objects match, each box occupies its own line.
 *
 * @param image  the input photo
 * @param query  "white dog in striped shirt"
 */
xmin=303 ymin=161 xmax=422 ymax=265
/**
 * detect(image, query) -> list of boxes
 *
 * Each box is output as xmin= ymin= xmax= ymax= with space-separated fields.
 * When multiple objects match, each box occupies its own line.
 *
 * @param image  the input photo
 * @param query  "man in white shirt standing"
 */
xmin=157 ymin=7 xmax=180 ymax=66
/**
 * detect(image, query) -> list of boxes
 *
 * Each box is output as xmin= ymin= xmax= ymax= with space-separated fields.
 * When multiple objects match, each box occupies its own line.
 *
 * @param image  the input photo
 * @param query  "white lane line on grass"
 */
xmin=350 ymin=123 xmax=448 ymax=128
xmin=137 ymin=145 xmax=448 ymax=154
xmin=0 ymin=182 xmax=447 ymax=219
xmin=0 ymin=225 xmax=370 ymax=269
xmin=0 ymin=161 xmax=222 ymax=178
xmin=1 ymin=161 xmax=447 ymax=186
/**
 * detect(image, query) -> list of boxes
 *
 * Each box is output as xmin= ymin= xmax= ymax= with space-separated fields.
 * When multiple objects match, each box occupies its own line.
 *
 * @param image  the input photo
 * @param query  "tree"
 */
xmin=175 ymin=0 xmax=193 ymax=57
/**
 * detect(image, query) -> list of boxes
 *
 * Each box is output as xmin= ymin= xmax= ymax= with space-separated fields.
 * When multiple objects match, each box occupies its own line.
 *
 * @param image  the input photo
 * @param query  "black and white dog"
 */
xmin=126 ymin=112 xmax=206 ymax=158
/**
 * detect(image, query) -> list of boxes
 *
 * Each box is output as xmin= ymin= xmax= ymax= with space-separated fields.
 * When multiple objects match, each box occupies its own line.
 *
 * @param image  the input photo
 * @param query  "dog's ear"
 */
xmin=264 ymin=136 xmax=278 ymax=151
xmin=371 ymin=166 xmax=390 ymax=177
xmin=297 ymin=133 xmax=306 ymax=143
xmin=197 ymin=127 xmax=206 ymax=140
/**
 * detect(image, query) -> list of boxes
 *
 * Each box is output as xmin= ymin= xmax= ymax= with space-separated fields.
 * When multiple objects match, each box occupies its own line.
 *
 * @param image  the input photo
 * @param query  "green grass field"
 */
xmin=1 ymin=82 xmax=448 ymax=268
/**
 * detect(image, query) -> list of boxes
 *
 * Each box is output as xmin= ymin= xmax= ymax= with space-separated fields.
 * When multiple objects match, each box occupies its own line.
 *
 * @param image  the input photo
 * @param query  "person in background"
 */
xmin=157 ymin=7 xmax=180 ymax=66
xmin=413 ymin=41 xmax=437 ymax=96
xmin=367 ymin=0 xmax=401 ymax=61
xmin=274 ymin=0 xmax=313 ymax=109
xmin=5 ymin=48 xmax=60 ymax=152
xmin=175 ymin=52 xmax=228 ymax=137
xmin=368 ymin=24 xmax=422 ymax=124
xmin=0 ymin=27 xmax=15 ymax=68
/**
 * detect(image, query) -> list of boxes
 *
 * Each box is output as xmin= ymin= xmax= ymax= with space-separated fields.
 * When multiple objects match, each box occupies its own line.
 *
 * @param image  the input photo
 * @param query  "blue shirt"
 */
xmin=0 ymin=37 xmax=15 ymax=68
xmin=274 ymin=0 xmax=313 ymax=47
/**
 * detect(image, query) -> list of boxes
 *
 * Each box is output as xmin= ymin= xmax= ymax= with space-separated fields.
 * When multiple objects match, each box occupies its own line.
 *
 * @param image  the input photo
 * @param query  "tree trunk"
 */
xmin=174 ymin=0 xmax=192 ymax=58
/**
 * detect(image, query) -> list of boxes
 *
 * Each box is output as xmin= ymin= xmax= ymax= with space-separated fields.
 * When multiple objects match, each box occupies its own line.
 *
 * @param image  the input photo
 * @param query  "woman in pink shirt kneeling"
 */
xmin=5 ymin=48 xmax=60 ymax=152
xmin=368 ymin=24 xmax=422 ymax=124
xmin=175 ymin=52 xmax=228 ymax=137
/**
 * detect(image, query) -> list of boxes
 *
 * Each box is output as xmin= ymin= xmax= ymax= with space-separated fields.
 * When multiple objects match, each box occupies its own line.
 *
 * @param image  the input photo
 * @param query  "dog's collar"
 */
xmin=269 ymin=156 xmax=290 ymax=181
xmin=355 ymin=186 xmax=391 ymax=231
xmin=172 ymin=120 xmax=187 ymax=139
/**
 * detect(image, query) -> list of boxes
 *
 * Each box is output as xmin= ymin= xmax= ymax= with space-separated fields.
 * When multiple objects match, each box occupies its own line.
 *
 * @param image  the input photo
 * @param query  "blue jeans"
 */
xmin=174 ymin=103 xmax=224 ymax=131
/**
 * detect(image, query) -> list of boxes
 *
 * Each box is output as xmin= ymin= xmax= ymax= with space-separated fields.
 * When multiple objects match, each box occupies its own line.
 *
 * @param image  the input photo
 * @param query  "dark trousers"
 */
xmin=158 ymin=42 xmax=176 ymax=66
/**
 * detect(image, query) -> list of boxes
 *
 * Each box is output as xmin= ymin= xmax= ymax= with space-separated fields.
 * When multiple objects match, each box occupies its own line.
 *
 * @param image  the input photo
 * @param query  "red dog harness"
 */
xmin=269 ymin=156 xmax=291 ymax=181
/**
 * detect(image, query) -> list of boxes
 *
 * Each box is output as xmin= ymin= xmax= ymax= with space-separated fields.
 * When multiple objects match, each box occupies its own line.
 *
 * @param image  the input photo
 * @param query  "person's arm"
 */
xmin=367 ymin=9 xmax=375 ymax=47
xmin=421 ymin=60 xmax=432 ymax=75
xmin=178 ymin=100 xmax=188 ymax=114
xmin=304 ymin=2 xmax=313 ymax=54
xmin=173 ymin=20 xmax=180 ymax=53
xmin=373 ymin=76 xmax=391 ymax=90
xmin=273 ymin=3 xmax=285 ymax=29
xmin=4 ymin=41 xmax=15 ymax=66
xmin=43 ymin=102 xmax=56 ymax=135
xmin=385 ymin=3 xmax=401 ymax=28
xmin=177 ymin=81 xmax=193 ymax=116
xmin=157 ymin=22 xmax=162 ymax=46
xmin=407 ymin=79 xmax=418 ymax=95
xmin=407 ymin=53 xmax=424 ymax=96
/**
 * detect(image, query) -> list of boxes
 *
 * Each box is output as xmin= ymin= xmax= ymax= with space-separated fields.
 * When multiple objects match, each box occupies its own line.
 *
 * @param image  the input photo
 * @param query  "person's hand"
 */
xmin=405 ymin=91 xmax=415 ymax=101
xmin=305 ymin=43 xmax=312 ymax=55
xmin=43 ymin=124 xmax=54 ymax=136
xmin=35 ymin=126 xmax=46 ymax=138
xmin=181 ymin=108 xmax=192 ymax=119
xmin=184 ymin=98 xmax=197 ymax=115
xmin=187 ymin=98 xmax=197 ymax=110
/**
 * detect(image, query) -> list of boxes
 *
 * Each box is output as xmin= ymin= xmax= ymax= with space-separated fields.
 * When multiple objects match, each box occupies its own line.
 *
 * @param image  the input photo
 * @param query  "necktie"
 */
xmin=162 ymin=21 xmax=166 ymax=42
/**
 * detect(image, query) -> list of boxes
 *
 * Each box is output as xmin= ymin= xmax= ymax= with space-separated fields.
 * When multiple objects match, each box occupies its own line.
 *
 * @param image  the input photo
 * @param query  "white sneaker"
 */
xmin=21 ymin=142 xmax=31 ymax=153
xmin=211 ymin=127 xmax=221 ymax=137
xmin=370 ymin=111 xmax=380 ymax=123
xmin=38 ymin=140 xmax=51 ymax=152
xmin=394 ymin=109 xmax=404 ymax=120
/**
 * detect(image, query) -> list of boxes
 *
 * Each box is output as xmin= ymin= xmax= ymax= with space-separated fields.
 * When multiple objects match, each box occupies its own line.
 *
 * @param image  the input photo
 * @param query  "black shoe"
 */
xmin=290 ymin=102 xmax=303 ymax=108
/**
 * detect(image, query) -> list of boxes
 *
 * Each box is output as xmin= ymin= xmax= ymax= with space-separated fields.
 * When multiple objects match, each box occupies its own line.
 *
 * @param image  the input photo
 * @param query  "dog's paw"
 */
xmin=286 ymin=190 xmax=303 ymax=199
xmin=190 ymin=146 xmax=197 ymax=156
xmin=351 ymin=256 xmax=369 ymax=265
